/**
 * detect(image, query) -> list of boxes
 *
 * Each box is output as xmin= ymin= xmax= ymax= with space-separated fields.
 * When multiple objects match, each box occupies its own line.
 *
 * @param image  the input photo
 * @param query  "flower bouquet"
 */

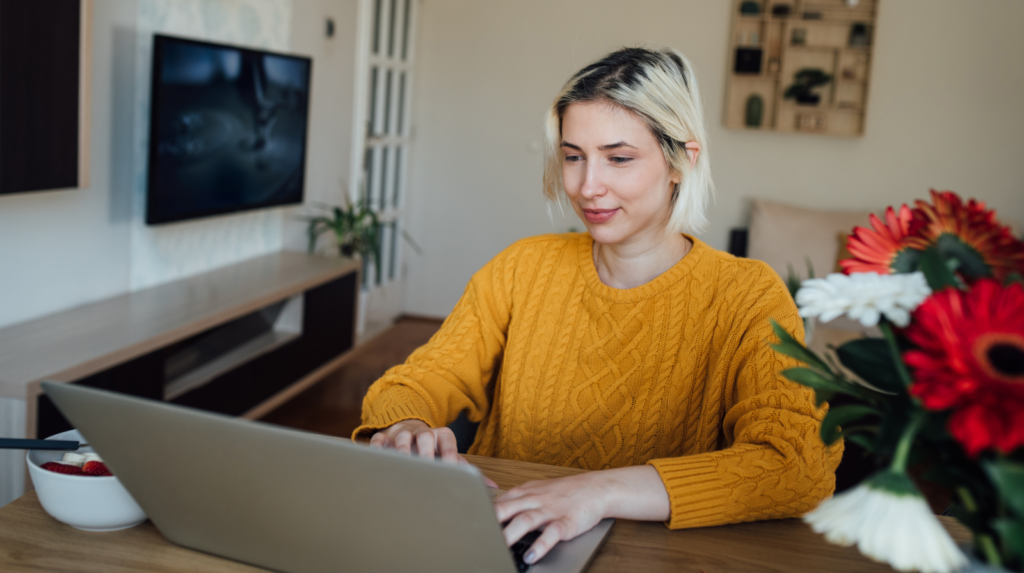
xmin=771 ymin=190 xmax=1024 ymax=573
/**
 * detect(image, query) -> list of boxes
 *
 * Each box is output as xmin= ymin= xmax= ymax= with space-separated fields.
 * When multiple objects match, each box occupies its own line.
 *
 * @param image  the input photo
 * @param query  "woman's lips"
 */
xmin=583 ymin=208 xmax=618 ymax=224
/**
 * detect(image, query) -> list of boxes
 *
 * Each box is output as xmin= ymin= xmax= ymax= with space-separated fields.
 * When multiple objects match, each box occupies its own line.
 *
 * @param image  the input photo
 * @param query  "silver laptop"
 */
xmin=41 ymin=381 xmax=613 ymax=573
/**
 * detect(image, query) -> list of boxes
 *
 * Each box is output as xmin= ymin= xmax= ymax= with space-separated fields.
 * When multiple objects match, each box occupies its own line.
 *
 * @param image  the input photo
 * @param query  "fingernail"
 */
xmin=525 ymin=551 xmax=536 ymax=564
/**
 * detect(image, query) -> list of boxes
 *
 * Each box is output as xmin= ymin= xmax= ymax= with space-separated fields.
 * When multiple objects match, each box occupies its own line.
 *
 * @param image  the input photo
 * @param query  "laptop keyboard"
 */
xmin=510 ymin=530 xmax=542 ymax=572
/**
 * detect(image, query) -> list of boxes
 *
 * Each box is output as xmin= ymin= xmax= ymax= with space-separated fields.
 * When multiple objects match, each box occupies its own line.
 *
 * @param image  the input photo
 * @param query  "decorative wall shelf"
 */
xmin=724 ymin=0 xmax=879 ymax=136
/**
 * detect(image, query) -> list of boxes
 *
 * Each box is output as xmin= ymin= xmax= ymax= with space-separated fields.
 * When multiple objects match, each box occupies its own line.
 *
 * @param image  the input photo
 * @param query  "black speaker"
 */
xmin=0 ymin=0 xmax=81 ymax=195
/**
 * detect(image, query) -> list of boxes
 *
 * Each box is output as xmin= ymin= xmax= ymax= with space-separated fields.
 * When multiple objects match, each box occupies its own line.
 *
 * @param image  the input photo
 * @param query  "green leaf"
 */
xmin=769 ymin=319 xmax=832 ymax=374
xmin=918 ymin=246 xmax=960 ymax=291
xmin=992 ymin=518 xmax=1024 ymax=560
xmin=820 ymin=404 xmax=879 ymax=446
xmin=844 ymin=433 xmax=875 ymax=452
xmin=984 ymin=458 xmax=1024 ymax=517
xmin=781 ymin=367 xmax=871 ymax=406
xmin=836 ymin=338 xmax=903 ymax=393
xmin=786 ymin=263 xmax=801 ymax=299
xmin=781 ymin=367 xmax=835 ymax=406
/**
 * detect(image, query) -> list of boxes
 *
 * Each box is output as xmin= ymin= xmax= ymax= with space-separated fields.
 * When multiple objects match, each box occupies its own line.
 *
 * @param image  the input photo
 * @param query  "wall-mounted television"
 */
xmin=146 ymin=35 xmax=312 ymax=225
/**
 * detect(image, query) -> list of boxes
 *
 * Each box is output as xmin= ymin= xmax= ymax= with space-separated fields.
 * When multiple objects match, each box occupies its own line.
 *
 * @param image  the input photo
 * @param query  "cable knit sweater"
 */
xmin=354 ymin=233 xmax=842 ymax=529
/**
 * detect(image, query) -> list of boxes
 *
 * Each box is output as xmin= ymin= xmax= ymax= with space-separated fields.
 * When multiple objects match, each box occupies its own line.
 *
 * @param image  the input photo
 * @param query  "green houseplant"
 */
xmin=305 ymin=200 xmax=384 ymax=283
xmin=784 ymin=68 xmax=832 ymax=105
xmin=304 ymin=200 xmax=421 ymax=285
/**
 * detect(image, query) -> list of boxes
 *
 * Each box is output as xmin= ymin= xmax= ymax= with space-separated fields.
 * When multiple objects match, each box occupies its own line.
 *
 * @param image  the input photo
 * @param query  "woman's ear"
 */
xmin=684 ymin=141 xmax=701 ymax=169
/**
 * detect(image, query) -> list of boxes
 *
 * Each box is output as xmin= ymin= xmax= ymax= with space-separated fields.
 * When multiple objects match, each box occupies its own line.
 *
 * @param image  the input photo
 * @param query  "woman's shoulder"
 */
xmin=491 ymin=233 xmax=585 ymax=266
xmin=690 ymin=239 xmax=792 ymax=305
xmin=471 ymin=233 xmax=583 ymax=287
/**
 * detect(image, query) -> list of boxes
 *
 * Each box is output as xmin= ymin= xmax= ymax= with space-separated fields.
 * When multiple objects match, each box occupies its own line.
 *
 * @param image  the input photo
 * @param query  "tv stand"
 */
xmin=0 ymin=251 xmax=360 ymax=505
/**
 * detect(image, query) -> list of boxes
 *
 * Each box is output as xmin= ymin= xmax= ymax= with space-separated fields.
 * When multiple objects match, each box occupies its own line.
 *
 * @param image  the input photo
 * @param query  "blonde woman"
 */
xmin=356 ymin=47 xmax=841 ymax=565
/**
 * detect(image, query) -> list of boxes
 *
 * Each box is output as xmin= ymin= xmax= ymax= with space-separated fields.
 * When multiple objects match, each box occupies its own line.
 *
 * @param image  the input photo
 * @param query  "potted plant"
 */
xmin=784 ymin=68 xmax=833 ymax=105
xmin=775 ymin=190 xmax=1024 ymax=572
xmin=304 ymin=200 xmax=421 ymax=285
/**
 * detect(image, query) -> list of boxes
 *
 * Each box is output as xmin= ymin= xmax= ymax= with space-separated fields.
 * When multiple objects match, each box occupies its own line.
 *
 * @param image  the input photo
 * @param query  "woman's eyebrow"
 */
xmin=598 ymin=141 xmax=635 ymax=150
xmin=560 ymin=141 xmax=637 ymax=150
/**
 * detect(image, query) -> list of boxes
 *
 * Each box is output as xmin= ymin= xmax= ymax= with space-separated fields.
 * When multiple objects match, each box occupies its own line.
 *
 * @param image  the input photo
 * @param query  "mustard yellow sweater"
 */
xmin=354 ymin=234 xmax=842 ymax=529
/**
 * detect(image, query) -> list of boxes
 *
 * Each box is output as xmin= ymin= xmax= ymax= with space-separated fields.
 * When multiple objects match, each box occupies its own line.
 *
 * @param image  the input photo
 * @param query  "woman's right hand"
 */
xmin=368 ymin=420 xmax=499 ymax=488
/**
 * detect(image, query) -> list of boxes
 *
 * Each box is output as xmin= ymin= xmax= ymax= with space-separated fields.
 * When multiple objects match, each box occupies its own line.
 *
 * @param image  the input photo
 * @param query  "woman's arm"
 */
xmin=352 ymin=245 xmax=518 ymax=442
xmin=493 ymin=465 xmax=669 ymax=565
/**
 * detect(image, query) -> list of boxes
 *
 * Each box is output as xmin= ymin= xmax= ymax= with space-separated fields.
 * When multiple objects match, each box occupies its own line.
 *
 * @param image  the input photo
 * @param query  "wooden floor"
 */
xmin=259 ymin=316 xmax=442 ymax=438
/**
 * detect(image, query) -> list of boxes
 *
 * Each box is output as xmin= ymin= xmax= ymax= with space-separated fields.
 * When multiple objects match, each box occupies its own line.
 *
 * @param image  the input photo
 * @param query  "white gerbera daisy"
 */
xmin=795 ymin=272 xmax=932 ymax=328
xmin=805 ymin=471 xmax=967 ymax=573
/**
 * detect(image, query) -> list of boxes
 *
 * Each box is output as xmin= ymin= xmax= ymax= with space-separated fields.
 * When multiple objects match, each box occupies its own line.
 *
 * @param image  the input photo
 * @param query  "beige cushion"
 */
xmin=747 ymin=199 xmax=874 ymax=282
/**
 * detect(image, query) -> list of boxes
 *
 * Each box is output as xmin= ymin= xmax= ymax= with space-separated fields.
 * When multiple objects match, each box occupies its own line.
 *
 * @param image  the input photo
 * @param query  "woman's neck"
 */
xmin=593 ymin=230 xmax=691 ymax=290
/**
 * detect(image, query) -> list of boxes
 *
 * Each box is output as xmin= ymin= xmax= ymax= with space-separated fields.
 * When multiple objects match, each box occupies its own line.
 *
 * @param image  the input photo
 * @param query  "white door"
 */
xmin=350 ymin=0 xmax=419 ymax=339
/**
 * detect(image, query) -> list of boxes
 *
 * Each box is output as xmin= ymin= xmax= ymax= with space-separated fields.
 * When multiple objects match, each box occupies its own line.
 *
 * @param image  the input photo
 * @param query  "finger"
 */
xmin=524 ymin=520 xmax=567 ymax=565
xmin=495 ymin=485 xmax=531 ymax=503
xmin=393 ymin=430 xmax=413 ymax=455
xmin=501 ymin=509 xmax=550 ymax=547
xmin=368 ymin=432 xmax=393 ymax=449
xmin=435 ymin=429 xmax=460 ymax=463
xmin=415 ymin=431 xmax=436 ymax=460
xmin=494 ymin=494 xmax=543 ymax=524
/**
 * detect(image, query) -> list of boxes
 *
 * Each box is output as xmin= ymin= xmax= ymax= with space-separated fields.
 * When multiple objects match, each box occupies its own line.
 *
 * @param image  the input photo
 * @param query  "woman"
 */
xmin=355 ymin=47 xmax=841 ymax=565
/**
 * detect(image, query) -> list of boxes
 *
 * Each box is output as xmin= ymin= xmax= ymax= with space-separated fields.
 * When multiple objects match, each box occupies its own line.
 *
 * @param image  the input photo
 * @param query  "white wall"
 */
xmin=0 ymin=0 xmax=357 ymax=330
xmin=285 ymin=0 xmax=360 ymax=252
xmin=401 ymin=0 xmax=1024 ymax=318
xmin=0 ymin=0 xmax=136 ymax=330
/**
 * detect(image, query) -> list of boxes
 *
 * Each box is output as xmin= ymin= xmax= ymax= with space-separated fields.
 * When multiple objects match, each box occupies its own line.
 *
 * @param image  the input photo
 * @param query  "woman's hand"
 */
xmin=368 ymin=420 xmax=461 ymax=462
xmin=494 ymin=465 xmax=671 ymax=565
xmin=368 ymin=419 xmax=498 ymax=487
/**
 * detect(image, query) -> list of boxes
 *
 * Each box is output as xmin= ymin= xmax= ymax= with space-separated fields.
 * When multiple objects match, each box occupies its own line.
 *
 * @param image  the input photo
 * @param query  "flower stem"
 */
xmin=977 ymin=534 xmax=1003 ymax=569
xmin=890 ymin=410 xmax=926 ymax=474
xmin=879 ymin=321 xmax=914 ymax=389
xmin=956 ymin=486 xmax=978 ymax=513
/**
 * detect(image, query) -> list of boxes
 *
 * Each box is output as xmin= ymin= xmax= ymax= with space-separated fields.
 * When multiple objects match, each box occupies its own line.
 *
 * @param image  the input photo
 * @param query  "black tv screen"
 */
xmin=146 ymin=35 xmax=312 ymax=225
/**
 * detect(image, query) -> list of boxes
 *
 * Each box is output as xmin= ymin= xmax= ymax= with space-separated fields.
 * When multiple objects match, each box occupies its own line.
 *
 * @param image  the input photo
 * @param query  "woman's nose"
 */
xmin=579 ymin=164 xmax=605 ymax=199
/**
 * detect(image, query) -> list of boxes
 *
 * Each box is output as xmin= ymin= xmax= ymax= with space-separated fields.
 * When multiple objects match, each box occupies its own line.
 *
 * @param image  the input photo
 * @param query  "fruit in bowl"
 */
xmin=27 ymin=429 xmax=147 ymax=532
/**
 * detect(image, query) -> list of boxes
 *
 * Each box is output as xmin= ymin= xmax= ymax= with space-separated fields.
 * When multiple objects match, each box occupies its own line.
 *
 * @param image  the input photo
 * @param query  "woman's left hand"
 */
xmin=493 ymin=472 xmax=610 ymax=566
xmin=493 ymin=465 xmax=671 ymax=565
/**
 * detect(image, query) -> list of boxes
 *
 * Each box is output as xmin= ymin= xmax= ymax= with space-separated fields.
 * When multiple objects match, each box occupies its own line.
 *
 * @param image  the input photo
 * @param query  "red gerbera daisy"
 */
xmin=912 ymin=189 xmax=1024 ymax=282
xmin=903 ymin=280 xmax=1024 ymax=457
xmin=840 ymin=205 xmax=922 ymax=275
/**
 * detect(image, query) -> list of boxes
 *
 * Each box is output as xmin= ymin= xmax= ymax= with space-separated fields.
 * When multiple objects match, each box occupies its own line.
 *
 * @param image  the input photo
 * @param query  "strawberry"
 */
xmin=81 ymin=461 xmax=112 ymax=477
xmin=41 ymin=462 xmax=86 ymax=475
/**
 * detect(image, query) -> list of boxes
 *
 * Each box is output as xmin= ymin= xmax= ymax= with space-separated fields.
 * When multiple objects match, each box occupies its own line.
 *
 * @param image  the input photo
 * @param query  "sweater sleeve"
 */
xmin=647 ymin=275 xmax=843 ymax=529
xmin=351 ymin=247 xmax=516 ymax=441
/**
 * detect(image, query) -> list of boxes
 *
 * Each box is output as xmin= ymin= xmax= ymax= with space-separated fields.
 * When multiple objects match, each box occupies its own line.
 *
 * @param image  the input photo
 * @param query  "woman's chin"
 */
xmin=585 ymin=225 xmax=629 ymax=246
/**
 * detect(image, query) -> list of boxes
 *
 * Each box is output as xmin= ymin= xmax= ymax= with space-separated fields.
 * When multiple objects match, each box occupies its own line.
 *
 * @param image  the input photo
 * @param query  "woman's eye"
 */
xmin=564 ymin=155 xmax=583 ymax=163
xmin=609 ymin=156 xmax=633 ymax=165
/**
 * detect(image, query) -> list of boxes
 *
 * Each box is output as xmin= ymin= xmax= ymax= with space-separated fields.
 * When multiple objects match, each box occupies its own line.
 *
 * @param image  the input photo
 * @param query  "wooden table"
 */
xmin=0 ymin=454 xmax=971 ymax=573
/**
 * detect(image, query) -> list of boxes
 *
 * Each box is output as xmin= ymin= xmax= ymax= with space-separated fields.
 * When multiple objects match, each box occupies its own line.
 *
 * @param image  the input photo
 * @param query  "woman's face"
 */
xmin=560 ymin=101 xmax=680 ymax=247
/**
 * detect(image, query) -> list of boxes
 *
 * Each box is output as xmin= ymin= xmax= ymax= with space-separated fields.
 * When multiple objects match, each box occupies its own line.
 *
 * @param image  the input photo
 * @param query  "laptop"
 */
xmin=41 ymin=381 xmax=614 ymax=573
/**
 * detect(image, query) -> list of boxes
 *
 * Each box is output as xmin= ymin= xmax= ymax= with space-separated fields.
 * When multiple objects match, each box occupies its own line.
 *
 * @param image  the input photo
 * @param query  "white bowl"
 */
xmin=27 ymin=429 xmax=147 ymax=532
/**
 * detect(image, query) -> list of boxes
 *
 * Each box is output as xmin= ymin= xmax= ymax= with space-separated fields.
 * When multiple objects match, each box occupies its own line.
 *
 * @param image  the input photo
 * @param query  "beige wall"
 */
xmin=401 ymin=0 xmax=1024 ymax=318
xmin=285 ymin=0 xmax=360 ymax=251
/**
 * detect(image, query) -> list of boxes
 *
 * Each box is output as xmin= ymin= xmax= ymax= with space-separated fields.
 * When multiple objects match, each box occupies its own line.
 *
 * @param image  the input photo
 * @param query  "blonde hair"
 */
xmin=543 ymin=47 xmax=714 ymax=235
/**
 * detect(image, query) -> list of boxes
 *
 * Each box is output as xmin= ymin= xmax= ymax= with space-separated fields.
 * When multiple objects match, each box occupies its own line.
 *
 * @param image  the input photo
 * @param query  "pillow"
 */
xmin=747 ymin=199 xmax=873 ymax=282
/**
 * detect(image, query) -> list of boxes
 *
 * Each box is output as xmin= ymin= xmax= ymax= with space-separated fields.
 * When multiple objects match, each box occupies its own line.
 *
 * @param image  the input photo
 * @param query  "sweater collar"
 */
xmin=577 ymin=233 xmax=708 ymax=302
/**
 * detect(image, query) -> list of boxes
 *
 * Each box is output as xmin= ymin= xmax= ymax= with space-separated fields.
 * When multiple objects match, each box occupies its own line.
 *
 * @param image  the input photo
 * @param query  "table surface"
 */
xmin=0 ymin=454 xmax=971 ymax=573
